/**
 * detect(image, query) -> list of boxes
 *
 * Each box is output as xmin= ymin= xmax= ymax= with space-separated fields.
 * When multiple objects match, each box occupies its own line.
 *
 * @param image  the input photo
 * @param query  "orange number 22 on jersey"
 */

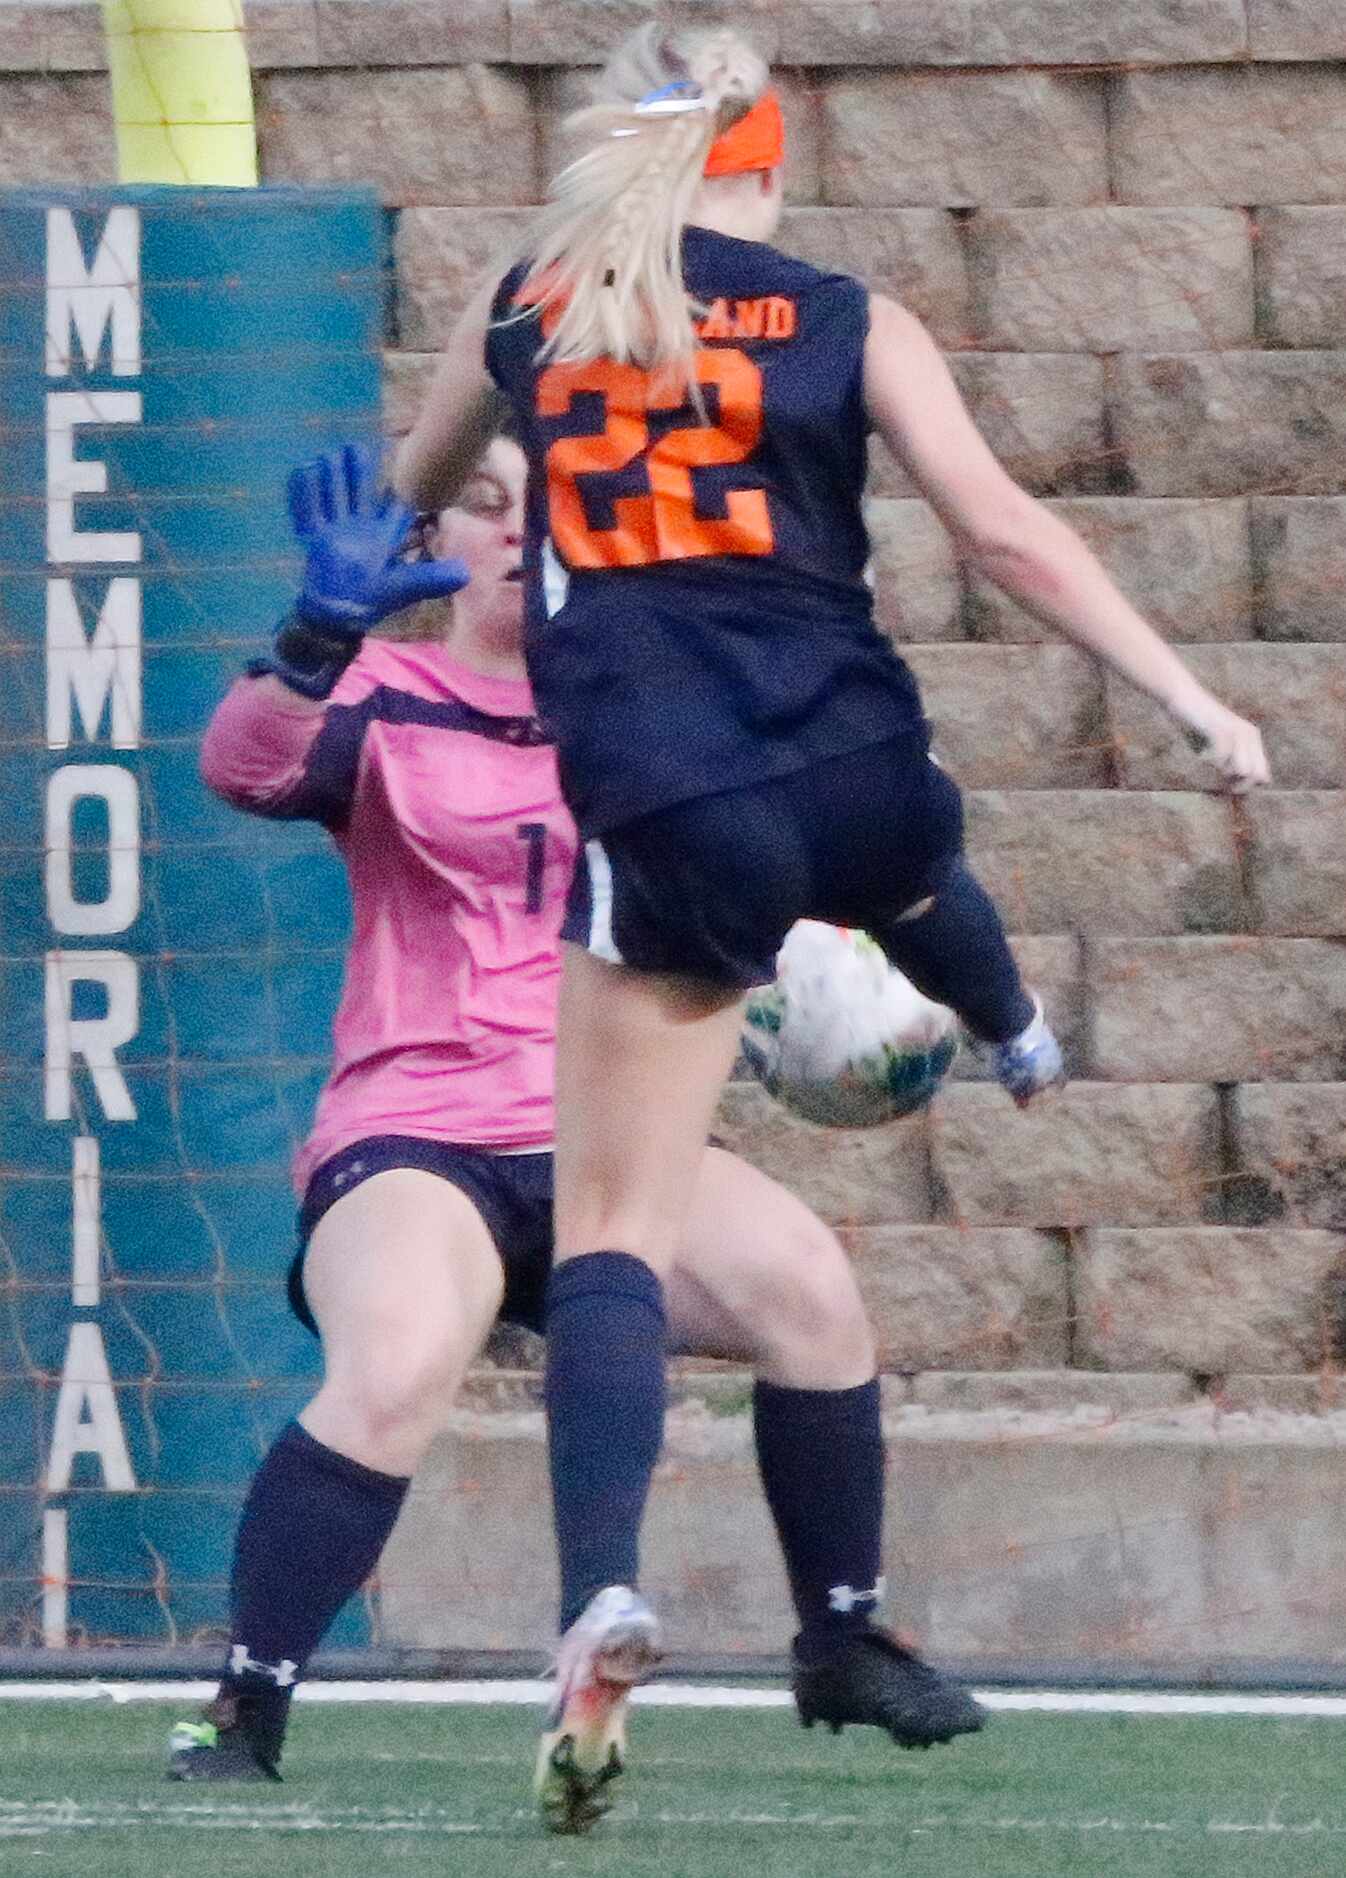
xmin=536 ymin=348 xmax=774 ymax=568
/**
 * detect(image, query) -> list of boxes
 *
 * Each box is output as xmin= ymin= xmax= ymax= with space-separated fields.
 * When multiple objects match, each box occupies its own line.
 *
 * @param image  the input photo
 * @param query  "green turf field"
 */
xmin=3 ymin=1700 xmax=1345 ymax=1878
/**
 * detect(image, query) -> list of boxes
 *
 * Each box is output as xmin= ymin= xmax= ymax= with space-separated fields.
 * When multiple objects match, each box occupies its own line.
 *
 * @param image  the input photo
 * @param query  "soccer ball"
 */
xmin=742 ymin=921 xmax=958 ymax=1128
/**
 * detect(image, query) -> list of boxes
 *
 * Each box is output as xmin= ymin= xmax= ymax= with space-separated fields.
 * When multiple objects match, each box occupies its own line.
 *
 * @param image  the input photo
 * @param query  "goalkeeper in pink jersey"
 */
xmin=172 ymin=434 xmax=974 ymax=1789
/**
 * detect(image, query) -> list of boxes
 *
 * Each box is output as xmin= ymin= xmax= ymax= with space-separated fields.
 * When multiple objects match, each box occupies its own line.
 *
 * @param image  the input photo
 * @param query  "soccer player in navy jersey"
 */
xmin=397 ymin=21 xmax=1269 ymax=1832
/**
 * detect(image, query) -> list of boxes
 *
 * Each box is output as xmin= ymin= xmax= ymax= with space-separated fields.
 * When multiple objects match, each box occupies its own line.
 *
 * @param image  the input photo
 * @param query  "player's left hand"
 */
xmin=288 ymin=442 xmax=470 ymax=632
xmin=1176 ymin=696 xmax=1271 ymax=794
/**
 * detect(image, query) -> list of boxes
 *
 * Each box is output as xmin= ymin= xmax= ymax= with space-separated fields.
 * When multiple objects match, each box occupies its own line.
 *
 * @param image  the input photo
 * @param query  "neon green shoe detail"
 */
xmin=169 ymin=1720 xmax=218 ymax=1755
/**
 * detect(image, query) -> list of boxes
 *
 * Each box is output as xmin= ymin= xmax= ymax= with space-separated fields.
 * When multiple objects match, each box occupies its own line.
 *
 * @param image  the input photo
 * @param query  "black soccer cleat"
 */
xmin=793 ymin=1627 xmax=988 ymax=1749
xmin=167 ymin=1696 xmax=282 ymax=1782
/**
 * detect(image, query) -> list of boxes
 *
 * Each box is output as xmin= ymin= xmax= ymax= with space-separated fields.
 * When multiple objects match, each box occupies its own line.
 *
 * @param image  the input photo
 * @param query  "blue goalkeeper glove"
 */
xmin=252 ymin=443 xmax=470 ymax=699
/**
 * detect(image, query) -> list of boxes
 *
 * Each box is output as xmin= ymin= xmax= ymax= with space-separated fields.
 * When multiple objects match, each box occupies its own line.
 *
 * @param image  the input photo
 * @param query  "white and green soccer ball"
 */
xmin=742 ymin=921 xmax=958 ymax=1128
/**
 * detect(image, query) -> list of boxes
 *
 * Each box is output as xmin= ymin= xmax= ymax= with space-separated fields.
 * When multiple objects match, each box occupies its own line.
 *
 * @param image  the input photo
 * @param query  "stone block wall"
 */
xmin=5 ymin=2 xmax=1343 ymax=1429
xmin=405 ymin=3 xmax=1344 ymax=1414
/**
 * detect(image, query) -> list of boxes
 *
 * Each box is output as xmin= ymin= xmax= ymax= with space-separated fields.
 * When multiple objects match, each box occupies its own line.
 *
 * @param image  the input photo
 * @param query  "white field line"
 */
xmin=4 ymin=1680 xmax=1346 ymax=1718
xmin=2 ymin=1799 xmax=1346 ymax=1840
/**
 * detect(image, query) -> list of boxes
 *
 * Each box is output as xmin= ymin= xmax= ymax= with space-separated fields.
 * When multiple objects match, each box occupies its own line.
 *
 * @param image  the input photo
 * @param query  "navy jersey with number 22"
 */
xmin=486 ymin=225 xmax=926 ymax=838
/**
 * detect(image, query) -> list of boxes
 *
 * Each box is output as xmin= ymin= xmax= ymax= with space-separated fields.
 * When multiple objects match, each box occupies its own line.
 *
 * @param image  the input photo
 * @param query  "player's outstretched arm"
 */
xmin=202 ymin=444 xmax=470 ymax=815
xmin=394 ymin=286 xmax=505 ymax=513
xmin=250 ymin=441 xmax=470 ymax=702
xmin=863 ymin=294 xmax=1269 ymax=793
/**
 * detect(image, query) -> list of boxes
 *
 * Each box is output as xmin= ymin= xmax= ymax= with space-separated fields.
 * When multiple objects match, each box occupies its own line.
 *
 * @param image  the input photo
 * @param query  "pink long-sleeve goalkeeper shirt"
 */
xmin=199 ymin=639 xmax=577 ymax=1193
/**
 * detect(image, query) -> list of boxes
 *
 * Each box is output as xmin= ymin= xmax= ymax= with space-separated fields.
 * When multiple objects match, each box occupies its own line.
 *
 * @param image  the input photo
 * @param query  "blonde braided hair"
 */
xmin=510 ymin=24 xmax=769 ymax=383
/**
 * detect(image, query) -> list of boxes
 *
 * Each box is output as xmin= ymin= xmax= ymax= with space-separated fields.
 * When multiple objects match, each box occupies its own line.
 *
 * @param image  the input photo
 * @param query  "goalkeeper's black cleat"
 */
xmin=793 ymin=1627 xmax=987 ymax=1749
xmin=167 ymin=1696 xmax=282 ymax=1782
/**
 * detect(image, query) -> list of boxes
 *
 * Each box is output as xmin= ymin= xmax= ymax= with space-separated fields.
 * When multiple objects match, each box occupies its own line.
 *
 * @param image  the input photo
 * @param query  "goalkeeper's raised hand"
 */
xmin=255 ymin=443 xmax=470 ymax=699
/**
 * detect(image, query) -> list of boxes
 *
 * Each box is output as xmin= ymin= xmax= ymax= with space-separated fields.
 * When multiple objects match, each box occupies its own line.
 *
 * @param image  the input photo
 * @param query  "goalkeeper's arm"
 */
xmin=201 ymin=444 xmax=469 ymax=817
xmin=252 ymin=442 xmax=468 ymax=700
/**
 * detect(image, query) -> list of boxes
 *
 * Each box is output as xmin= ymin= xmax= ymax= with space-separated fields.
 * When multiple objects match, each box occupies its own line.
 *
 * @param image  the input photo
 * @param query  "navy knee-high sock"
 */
xmin=754 ymin=1378 xmax=887 ymax=1664
xmin=879 ymin=861 xmax=1033 ymax=1044
xmin=220 ymin=1420 xmax=409 ymax=1762
xmin=545 ymin=1251 xmax=666 ymax=1632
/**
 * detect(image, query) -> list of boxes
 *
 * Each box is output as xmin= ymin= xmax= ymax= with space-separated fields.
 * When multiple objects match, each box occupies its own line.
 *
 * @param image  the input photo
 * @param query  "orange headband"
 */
xmin=703 ymin=90 xmax=784 ymax=177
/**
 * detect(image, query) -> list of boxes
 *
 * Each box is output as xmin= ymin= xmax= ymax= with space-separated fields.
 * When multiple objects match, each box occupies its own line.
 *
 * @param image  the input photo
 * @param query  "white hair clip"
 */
xmin=632 ymin=81 xmax=710 ymax=117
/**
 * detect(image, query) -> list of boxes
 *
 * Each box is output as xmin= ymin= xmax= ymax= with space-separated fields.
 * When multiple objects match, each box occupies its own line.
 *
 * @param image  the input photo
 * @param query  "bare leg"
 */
xmin=668 ymin=1150 xmax=886 ymax=1649
xmin=665 ymin=1147 xmax=873 ymax=1387
xmin=185 ymin=1172 xmax=504 ymax=1779
xmin=552 ymin=947 xmax=745 ymax=1269
xmin=302 ymin=1170 xmax=505 ymax=1473
xmin=545 ymin=946 xmax=744 ymax=1640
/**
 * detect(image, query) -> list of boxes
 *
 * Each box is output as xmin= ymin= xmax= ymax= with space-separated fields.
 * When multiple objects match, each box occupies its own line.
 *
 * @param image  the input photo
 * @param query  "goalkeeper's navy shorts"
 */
xmin=290 ymin=1135 xmax=555 ymax=1336
xmin=561 ymin=729 xmax=964 ymax=991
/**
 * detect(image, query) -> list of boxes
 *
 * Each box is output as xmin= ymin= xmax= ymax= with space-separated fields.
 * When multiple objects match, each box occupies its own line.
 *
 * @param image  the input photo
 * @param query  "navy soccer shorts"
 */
xmin=562 ymin=731 xmax=965 ymax=989
xmin=290 ymin=1135 xmax=555 ymax=1335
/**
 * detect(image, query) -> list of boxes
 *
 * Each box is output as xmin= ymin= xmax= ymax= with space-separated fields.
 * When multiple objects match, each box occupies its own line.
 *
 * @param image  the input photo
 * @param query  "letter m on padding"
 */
xmin=46 ymin=578 xmax=142 ymax=750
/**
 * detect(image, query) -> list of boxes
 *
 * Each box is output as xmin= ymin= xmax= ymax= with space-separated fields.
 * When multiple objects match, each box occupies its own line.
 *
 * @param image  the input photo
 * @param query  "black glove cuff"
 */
xmin=247 ymin=615 xmax=362 ymax=701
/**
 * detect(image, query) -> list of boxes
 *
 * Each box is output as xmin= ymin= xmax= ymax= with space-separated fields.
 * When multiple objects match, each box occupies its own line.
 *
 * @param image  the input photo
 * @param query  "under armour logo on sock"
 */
xmin=230 ymin=1643 xmax=298 ymax=1688
xmin=827 ymin=1575 xmax=886 ymax=1615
